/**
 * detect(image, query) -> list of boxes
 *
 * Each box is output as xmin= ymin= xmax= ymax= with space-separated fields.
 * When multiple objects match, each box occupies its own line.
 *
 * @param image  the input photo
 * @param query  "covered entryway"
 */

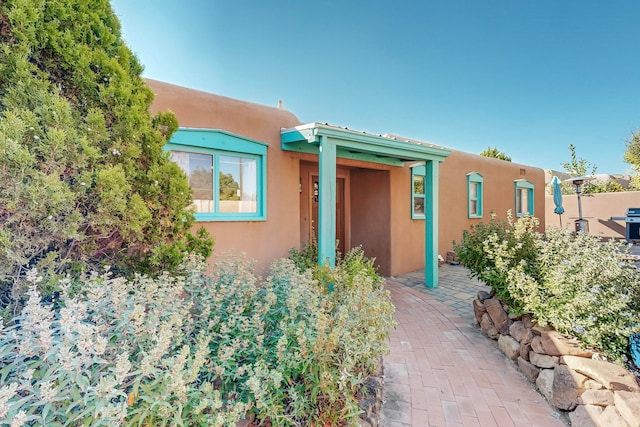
xmin=300 ymin=162 xmax=350 ymax=257
xmin=282 ymin=123 xmax=450 ymax=287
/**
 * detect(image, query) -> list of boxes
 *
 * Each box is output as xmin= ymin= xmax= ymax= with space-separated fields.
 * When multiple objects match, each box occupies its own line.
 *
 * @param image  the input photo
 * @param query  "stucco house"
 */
xmin=148 ymin=79 xmax=546 ymax=287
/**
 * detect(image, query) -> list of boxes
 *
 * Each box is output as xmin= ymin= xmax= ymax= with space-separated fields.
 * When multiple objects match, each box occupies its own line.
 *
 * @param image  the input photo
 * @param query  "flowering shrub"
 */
xmin=454 ymin=211 xmax=540 ymax=313
xmin=0 ymin=250 xmax=395 ymax=426
xmin=455 ymin=213 xmax=640 ymax=362
xmin=207 ymin=248 xmax=394 ymax=425
xmin=0 ymin=260 xmax=247 ymax=426
xmin=490 ymin=227 xmax=640 ymax=362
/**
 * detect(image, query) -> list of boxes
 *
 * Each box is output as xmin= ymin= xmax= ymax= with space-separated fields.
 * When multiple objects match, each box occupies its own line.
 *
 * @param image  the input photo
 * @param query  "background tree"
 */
xmin=480 ymin=146 xmax=512 ymax=161
xmin=624 ymin=129 xmax=640 ymax=190
xmin=562 ymin=144 xmax=597 ymax=177
xmin=219 ymin=172 xmax=240 ymax=201
xmin=0 ymin=0 xmax=212 ymax=314
xmin=624 ymin=129 xmax=640 ymax=169
xmin=560 ymin=144 xmax=616 ymax=194
xmin=561 ymin=144 xmax=624 ymax=194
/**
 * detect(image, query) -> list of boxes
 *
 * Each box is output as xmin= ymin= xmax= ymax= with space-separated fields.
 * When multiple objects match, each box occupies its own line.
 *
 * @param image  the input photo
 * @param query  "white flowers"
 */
xmin=38 ymin=380 xmax=56 ymax=403
xmin=10 ymin=410 xmax=27 ymax=427
xmin=0 ymin=384 xmax=19 ymax=418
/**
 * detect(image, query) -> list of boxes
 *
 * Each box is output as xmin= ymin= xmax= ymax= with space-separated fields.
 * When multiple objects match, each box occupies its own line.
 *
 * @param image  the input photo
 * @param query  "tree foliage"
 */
xmin=624 ymin=129 xmax=640 ymax=170
xmin=559 ymin=144 xmax=623 ymax=194
xmin=480 ymin=146 xmax=511 ymax=162
xmin=561 ymin=144 xmax=597 ymax=178
xmin=0 ymin=0 xmax=212 ymax=312
xmin=219 ymin=172 xmax=240 ymax=201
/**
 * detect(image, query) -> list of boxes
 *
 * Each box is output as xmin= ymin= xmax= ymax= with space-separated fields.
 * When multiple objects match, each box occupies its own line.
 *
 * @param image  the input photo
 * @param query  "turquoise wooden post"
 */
xmin=318 ymin=135 xmax=337 ymax=267
xmin=424 ymin=160 xmax=439 ymax=288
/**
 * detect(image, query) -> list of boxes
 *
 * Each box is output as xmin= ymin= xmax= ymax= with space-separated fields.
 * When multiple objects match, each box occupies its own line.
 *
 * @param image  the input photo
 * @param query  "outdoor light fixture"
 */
xmin=564 ymin=176 xmax=594 ymax=233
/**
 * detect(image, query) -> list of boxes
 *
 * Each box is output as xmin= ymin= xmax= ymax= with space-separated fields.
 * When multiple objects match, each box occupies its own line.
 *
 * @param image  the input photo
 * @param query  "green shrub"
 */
xmin=288 ymin=240 xmax=319 ymax=273
xmin=0 ymin=250 xmax=395 ymax=426
xmin=491 ymin=228 xmax=640 ymax=361
xmin=289 ymin=243 xmax=380 ymax=289
xmin=0 ymin=257 xmax=247 ymax=426
xmin=213 ymin=247 xmax=394 ymax=426
xmin=456 ymin=212 xmax=640 ymax=362
xmin=454 ymin=211 xmax=540 ymax=313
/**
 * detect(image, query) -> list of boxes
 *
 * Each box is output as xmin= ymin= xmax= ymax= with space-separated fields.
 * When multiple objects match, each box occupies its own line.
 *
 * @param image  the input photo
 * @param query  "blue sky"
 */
xmin=110 ymin=0 xmax=640 ymax=174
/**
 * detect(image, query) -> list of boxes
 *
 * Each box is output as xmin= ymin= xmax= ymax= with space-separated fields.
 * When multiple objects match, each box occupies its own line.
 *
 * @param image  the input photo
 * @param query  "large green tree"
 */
xmin=0 ymin=0 xmax=211 ymax=310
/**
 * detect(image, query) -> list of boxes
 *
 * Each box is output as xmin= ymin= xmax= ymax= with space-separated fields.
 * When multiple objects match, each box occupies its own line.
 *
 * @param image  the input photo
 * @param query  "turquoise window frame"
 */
xmin=514 ymin=179 xmax=534 ymax=217
xmin=166 ymin=128 xmax=268 ymax=221
xmin=467 ymin=172 xmax=483 ymax=218
xmin=411 ymin=164 xmax=426 ymax=219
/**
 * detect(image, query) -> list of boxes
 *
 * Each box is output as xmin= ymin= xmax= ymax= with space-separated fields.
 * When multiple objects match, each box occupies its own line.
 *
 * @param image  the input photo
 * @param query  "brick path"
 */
xmin=381 ymin=265 xmax=568 ymax=426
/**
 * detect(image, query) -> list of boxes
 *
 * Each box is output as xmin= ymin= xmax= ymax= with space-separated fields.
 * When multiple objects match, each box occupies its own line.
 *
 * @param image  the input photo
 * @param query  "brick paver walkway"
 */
xmin=381 ymin=265 xmax=568 ymax=426
xmin=389 ymin=265 xmax=490 ymax=324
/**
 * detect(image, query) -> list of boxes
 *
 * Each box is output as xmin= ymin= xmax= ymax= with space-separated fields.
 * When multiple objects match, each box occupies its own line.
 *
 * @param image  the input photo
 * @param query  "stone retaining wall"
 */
xmin=474 ymin=292 xmax=640 ymax=427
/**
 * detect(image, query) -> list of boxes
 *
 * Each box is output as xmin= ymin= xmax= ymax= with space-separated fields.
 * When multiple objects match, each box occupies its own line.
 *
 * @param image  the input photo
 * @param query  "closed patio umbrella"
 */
xmin=551 ymin=176 xmax=564 ymax=227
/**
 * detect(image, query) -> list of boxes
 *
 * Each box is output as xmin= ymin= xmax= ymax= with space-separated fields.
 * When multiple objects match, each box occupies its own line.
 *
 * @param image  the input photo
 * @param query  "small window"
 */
xmin=467 ymin=172 xmax=483 ymax=218
xmin=167 ymin=129 xmax=267 ymax=221
xmin=514 ymin=179 xmax=534 ymax=216
xmin=411 ymin=165 xmax=426 ymax=219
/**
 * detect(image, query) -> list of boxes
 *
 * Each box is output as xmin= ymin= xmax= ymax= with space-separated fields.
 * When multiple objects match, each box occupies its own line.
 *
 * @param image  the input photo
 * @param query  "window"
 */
xmin=514 ymin=179 xmax=534 ymax=216
xmin=411 ymin=165 xmax=426 ymax=219
xmin=166 ymin=129 xmax=267 ymax=221
xmin=467 ymin=172 xmax=483 ymax=218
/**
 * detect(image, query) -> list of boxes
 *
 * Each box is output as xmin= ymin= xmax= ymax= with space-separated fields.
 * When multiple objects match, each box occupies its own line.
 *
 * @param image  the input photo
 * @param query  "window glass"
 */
xmin=467 ymin=172 xmax=483 ymax=218
xmin=469 ymin=182 xmax=478 ymax=199
xmin=470 ymin=198 xmax=478 ymax=216
xmin=517 ymin=188 xmax=529 ymax=215
xmin=170 ymin=151 xmax=214 ymax=213
xmin=219 ymin=155 xmax=257 ymax=213
xmin=411 ymin=168 xmax=426 ymax=219
xmin=413 ymin=175 xmax=424 ymax=195
xmin=166 ymin=129 xmax=268 ymax=221
xmin=414 ymin=196 xmax=425 ymax=215
xmin=514 ymin=180 xmax=534 ymax=216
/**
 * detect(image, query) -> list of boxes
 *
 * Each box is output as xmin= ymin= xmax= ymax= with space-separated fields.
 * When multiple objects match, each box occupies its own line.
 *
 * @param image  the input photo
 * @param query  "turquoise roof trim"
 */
xmin=170 ymin=128 xmax=268 ymax=155
xmin=281 ymin=123 xmax=450 ymax=165
xmin=282 ymin=123 xmax=449 ymax=288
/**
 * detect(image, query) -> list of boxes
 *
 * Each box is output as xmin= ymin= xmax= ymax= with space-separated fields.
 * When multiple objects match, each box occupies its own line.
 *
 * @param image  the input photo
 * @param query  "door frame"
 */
xmin=300 ymin=162 xmax=351 ymax=254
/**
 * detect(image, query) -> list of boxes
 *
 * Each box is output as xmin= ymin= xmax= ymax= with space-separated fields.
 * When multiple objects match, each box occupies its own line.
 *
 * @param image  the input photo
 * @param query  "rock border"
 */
xmin=474 ymin=292 xmax=640 ymax=427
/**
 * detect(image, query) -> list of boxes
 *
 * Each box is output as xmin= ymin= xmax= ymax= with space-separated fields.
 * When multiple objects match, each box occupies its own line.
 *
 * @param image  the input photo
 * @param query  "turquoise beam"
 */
xmin=424 ymin=160 xmax=439 ymax=288
xmin=318 ymin=135 xmax=337 ymax=267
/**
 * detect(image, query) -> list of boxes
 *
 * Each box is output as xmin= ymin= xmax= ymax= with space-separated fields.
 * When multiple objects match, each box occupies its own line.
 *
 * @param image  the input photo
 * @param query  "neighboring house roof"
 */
xmin=545 ymin=169 xmax=632 ymax=189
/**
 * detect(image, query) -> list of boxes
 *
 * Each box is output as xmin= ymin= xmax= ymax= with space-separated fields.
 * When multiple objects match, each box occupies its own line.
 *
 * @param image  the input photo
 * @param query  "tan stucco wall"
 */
xmin=438 ymin=151 xmax=546 ymax=258
xmin=147 ymin=79 xmax=304 ymax=274
xmin=389 ymin=166 xmax=424 ymax=276
xmin=545 ymin=191 xmax=640 ymax=239
xmin=351 ymin=168 xmax=392 ymax=276
xmin=388 ymin=152 xmax=547 ymax=276
xmin=148 ymin=79 xmax=547 ymax=277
